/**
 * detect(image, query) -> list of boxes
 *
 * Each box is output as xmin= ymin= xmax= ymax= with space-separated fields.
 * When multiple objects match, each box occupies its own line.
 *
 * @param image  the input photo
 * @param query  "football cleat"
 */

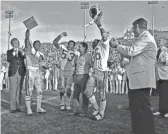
xmin=164 ymin=113 xmax=168 ymax=118
xmin=92 ymin=109 xmax=99 ymax=116
xmin=37 ymin=107 xmax=46 ymax=113
xmin=66 ymin=105 xmax=71 ymax=111
xmin=153 ymin=112 xmax=161 ymax=116
xmin=60 ymin=105 xmax=65 ymax=111
xmin=92 ymin=113 xmax=104 ymax=121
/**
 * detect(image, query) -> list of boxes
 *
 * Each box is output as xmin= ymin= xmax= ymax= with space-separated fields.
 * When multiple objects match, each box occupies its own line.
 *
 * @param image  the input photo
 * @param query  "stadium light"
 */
xmin=5 ymin=10 xmax=14 ymax=50
xmin=80 ymin=2 xmax=89 ymax=42
xmin=148 ymin=1 xmax=158 ymax=37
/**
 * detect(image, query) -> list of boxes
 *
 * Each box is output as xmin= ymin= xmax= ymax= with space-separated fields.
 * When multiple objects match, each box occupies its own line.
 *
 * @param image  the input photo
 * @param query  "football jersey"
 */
xmin=64 ymin=50 xmax=80 ymax=77
xmin=55 ymin=45 xmax=68 ymax=70
xmin=93 ymin=39 xmax=110 ymax=71
xmin=25 ymin=53 xmax=40 ymax=68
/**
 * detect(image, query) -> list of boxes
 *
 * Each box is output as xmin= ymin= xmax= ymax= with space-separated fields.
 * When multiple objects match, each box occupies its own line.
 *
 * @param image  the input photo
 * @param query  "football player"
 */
xmin=84 ymin=11 xmax=111 ymax=120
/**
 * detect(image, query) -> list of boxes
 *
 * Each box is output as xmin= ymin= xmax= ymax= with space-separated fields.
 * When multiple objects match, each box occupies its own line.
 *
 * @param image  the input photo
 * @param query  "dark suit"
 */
xmin=7 ymin=48 xmax=26 ymax=110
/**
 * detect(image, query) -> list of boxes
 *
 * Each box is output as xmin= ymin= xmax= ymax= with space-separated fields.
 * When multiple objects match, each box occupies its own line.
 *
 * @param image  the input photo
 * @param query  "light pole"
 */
xmin=5 ymin=10 xmax=14 ymax=50
xmin=80 ymin=2 xmax=89 ymax=42
xmin=148 ymin=1 xmax=158 ymax=37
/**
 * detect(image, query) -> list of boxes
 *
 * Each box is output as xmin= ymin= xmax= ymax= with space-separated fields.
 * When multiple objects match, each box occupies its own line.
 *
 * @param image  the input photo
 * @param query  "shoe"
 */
xmin=66 ymin=105 xmax=71 ymax=111
xmin=27 ymin=112 xmax=33 ymax=116
xmin=153 ymin=112 xmax=161 ymax=116
xmin=164 ymin=113 xmax=168 ymax=118
xmin=92 ymin=109 xmax=99 ymax=116
xmin=37 ymin=108 xmax=47 ymax=113
xmin=16 ymin=109 xmax=23 ymax=112
xmin=92 ymin=113 xmax=104 ymax=121
xmin=11 ymin=110 xmax=17 ymax=113
xmin=60 ymin=105 xmax=65 ymax=111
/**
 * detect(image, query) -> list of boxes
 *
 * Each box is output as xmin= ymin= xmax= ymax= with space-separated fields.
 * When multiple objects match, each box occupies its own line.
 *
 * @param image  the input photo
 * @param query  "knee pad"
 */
xmin=66 ymin=88 xmax=72 ymax=97
xmin=84 ymin=87 xmax=93 ymax=98
xmin=85 ymin=76 xmax=96 ymax=98
xmin=60 ymin=91 xmax=65 ymax=96
xmin=37 ymin=90 xmax=42 ymax=96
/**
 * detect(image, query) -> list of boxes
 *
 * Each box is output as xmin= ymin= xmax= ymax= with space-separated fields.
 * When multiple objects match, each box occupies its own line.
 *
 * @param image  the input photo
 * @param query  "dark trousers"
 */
xmin=73 ymin=74 xmax=90 ymax=114
xmin=158 ymin=80 xmax=168 ymax=113
xmin=128 ymin=88 xmax=156 ymax=134
xmin=9 ymin=70 xmax=22 ymax=110
xmin=19 ymin=75 xmax=25 ymax=104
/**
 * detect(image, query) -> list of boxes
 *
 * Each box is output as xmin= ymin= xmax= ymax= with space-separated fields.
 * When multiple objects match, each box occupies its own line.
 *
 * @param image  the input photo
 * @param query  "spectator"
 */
xmin=153 ymin=38 xmax=168 ymax=118
xmin=0 ymin=66 xmax=6 ymax=90
xmin=120 ymin=57 xmax=129 ymax=94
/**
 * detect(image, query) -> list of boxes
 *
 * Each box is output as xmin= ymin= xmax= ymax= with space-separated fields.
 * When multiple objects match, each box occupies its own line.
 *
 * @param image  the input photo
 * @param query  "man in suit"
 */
xmin=7 ymin=38 xmax=26 ymax=113
xmin=110 ymin=18 xmax=157 ymax=134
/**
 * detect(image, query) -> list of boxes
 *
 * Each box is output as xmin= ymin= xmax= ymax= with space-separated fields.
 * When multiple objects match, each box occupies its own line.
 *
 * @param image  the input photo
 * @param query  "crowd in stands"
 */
xmin=1 ymin=37 xmax=167 ymax=93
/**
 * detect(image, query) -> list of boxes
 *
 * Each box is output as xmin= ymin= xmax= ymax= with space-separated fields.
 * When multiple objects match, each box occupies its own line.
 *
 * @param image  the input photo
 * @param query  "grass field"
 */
xmin=1 ymin=89 xmax=168 ymax=134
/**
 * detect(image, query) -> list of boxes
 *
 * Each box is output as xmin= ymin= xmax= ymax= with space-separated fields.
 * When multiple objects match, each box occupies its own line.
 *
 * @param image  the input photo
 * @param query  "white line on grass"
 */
xmin=43 ymin=100 xmax=60 ymax=107
xmin=1 ymin=96 xmax=60 ymax=115
xmin=43 ymin=96 xmax=60 ymax=102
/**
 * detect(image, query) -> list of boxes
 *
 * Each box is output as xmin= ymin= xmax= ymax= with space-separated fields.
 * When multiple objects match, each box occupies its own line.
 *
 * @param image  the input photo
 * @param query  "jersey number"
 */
xmin=61 ymin=49 xmax=68 ymax=59
xmin=69 ymin=53 xmax=75 ymax=61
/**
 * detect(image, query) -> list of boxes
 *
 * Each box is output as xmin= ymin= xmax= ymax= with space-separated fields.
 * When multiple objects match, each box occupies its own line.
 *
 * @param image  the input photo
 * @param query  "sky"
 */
xmin=1 ymin=0 xmax=168 ymax=52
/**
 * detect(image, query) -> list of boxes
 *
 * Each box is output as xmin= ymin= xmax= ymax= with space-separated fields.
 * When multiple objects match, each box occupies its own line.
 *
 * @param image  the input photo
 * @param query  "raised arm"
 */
xmin=94 ymin=11 xmax=108 ymax=42
xmin=53 ymin=32 xmax=67 ymax=48
xmin=24 ymin=29 xmax=32 ymax=51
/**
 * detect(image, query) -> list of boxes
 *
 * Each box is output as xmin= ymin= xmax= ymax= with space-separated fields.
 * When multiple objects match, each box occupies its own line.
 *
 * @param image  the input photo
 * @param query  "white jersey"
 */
xmin=93 ymin=39 xmax=110 ymax=71
xmin=55 ymin=45 xmax=68 ymax=70
xmin=64 ymin=50 xmax=80 ymax=77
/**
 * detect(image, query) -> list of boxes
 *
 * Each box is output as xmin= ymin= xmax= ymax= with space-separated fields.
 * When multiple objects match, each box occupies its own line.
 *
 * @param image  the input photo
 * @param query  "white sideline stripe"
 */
xmin=42 ymin=104 xmax=56 ymax=110
xmin=43 ymin=100 xmax=60 ymax=107
xmin=43 ymin=96 xmax=60 ymax=102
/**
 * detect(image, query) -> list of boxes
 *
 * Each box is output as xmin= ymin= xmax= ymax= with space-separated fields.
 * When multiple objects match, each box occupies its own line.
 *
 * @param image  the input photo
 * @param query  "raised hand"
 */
xmin=62 ymin=32 xmax=67 ymax=37
xmin=94 ymin=11 xmax=103 ymax=25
